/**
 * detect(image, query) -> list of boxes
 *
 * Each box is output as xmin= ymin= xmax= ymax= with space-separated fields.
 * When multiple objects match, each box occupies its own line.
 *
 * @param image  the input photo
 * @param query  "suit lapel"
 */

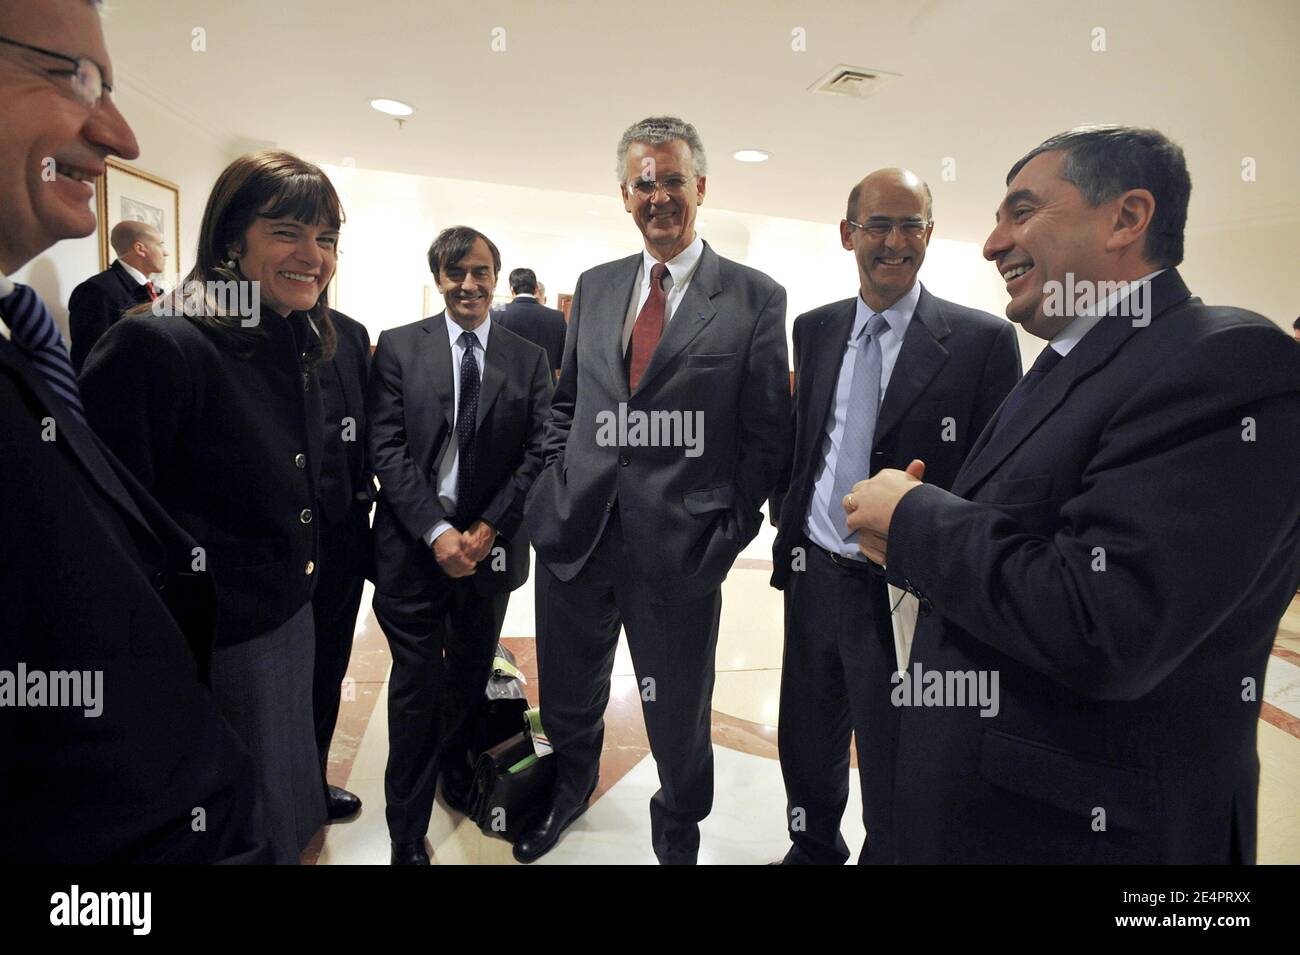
xmin=799 ymin=300 xmax=856 ymax=467
xmin=634 ymin=242 xmax=720 ymax=395
xmin=0 ymin=334 xmax=156 ymax=544
xmin=874 ymin=285 xmax=950 ymax=444
xmin=419 ymin=314 xmax=456 ymax=433
xmin=953 ymin=269 xmax=1193 ymax=498
xmin=598 ymin=254 xmax=642 ymax=400
xmin=476 ymin=325 xmax=508 ymax=429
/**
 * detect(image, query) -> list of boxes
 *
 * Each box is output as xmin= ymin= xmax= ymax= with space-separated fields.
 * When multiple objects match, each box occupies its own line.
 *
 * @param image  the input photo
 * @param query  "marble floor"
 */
xmin=307 ymin=517 xmax=1300 ymax=865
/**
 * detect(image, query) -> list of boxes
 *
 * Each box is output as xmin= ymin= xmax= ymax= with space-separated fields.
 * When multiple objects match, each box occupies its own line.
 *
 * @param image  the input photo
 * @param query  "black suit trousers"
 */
xmin=311 ymin=520 xmax=367 ymax=783
xmin=779 ymin=540 xmax=900 ymax=864
xmin=536 ymin=511 xmax=722 ymax=864
xmin=375 ymin=577 xmax=508 ymax=843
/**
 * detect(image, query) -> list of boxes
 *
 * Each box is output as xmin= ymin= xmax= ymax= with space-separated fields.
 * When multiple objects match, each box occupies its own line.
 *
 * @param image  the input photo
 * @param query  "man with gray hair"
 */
xmin=521 ymin=115 xmax=792 ymax=863
xmin=68 ymin=218 xmax=165 ymax=371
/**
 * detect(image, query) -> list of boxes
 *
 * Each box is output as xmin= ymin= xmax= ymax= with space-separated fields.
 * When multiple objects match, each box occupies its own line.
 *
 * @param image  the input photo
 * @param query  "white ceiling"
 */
xmin=105 ymin=0 xmax=1300 ymax=244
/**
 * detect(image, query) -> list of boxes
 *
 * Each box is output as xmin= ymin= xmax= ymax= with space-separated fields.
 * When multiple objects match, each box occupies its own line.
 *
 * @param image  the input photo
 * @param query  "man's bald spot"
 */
xmin=846 ymin=168 xmax=934 ymax=221
xmin=110 ymin=220 xmax=158 ymax=256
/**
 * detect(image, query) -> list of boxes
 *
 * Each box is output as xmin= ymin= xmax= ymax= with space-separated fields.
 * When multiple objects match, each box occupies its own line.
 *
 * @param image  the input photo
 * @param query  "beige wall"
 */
xmin=1181 ymin=220 xmax=1300 ymax=335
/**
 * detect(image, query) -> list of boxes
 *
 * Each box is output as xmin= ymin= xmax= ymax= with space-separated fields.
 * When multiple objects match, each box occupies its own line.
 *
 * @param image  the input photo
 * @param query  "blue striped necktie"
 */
xmin=830 ymin=312 xmax=888 ymax=541
xmin=1 ymin=283 xmax=86 ymax=423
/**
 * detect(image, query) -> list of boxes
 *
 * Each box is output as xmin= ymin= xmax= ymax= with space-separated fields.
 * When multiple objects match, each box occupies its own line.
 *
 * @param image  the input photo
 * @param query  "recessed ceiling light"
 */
xmin=370 ymin=98 xmax=414 ymax=117
xmin=733 ymin=149 xmax=770 ymax=163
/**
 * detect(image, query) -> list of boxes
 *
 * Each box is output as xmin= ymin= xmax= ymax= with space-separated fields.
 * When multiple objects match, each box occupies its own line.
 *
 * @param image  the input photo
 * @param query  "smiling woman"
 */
xmin=77 ymin=149 xmax=348 ymax=864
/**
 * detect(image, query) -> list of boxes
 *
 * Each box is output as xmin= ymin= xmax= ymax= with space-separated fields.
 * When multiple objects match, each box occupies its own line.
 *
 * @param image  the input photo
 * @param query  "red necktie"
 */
xmin=145 ymin=280 xmax=158 ymax=301
xmin=628 ymin=263 xmax=668 ymax=390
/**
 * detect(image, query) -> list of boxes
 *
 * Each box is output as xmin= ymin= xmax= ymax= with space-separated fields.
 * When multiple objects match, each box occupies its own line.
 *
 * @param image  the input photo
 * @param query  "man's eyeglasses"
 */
xmin=0 ymin=35 xmax=111 ymax=110
xmin=627 ymin=175 xmax=694 ymax=199
xmin=847 ymin=217 xmax=931 ymax=240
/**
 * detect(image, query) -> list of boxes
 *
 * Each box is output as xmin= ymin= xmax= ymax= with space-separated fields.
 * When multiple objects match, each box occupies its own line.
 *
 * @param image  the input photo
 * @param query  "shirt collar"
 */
xmin=117 ymin=259 xmax=149 ymax=286
xmin=1050 ymin=269 xmax=1166 ymax=357
xmin=444 ymin=310 xmax=491 ymax=351
xmin=642 ymin=234 xmax=704 ymax=290
xmin=513 ymin=293 xmax=536 ymax=301
xmin=854 ymin=280 xmax=921 ymax=341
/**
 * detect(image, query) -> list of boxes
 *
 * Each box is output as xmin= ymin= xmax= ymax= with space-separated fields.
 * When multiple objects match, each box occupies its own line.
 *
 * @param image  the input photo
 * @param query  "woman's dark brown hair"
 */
xmin=145 ymin=150 xmax=343 ymax=364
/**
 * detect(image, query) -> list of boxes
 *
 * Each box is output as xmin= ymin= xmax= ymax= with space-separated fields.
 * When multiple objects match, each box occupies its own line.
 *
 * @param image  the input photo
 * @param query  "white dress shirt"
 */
xmin=620 ymin=234 xmax=705 ymax=354
xmin=424 ymin=312 xmax=491 ymax=545
xmin=804 ymin=281 xmax=921 ymax=560
xmin=118 ymin=260 xmax=149 ymax=287
xmin=1048 ymin=269 xmax=1166 ymax=358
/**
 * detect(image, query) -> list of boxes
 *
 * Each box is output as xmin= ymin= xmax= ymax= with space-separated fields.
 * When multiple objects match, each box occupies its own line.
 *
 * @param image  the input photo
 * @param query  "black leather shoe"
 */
xmin=390 ymin=840 xmax=430 ymax=865
xmin=511 ymin=799 xmax=588 ymax=864
xmin=326 ymin=785 xmax=362 ymax=821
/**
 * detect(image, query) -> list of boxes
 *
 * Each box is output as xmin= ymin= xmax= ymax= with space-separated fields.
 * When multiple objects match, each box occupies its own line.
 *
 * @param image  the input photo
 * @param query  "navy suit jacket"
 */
xmin=497 ymin=297 xmax=567 ymax=379
xmin=1 ymin=306 xmax=266 ymax=863
xmin=885 ymin=269 xmax=1300 ymax=863
xmin=68 ymin=259 xmax=153 ymax=373
xmin=368 ymin=316 xmax=552 ymax=598
xmin=771 ymin=283 xmax=1020 ymax=590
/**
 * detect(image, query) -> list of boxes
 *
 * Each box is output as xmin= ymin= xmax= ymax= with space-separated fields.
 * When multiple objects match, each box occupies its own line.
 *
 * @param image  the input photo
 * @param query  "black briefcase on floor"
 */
xmin=468 ymin=713 xmax=555 ymax=842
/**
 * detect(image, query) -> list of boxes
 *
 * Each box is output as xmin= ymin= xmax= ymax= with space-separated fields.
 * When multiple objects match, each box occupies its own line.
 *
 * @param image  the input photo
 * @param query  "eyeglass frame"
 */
xmin=625 ymin=174 xmax=697 ymax=199
xmin=846 ymin=216 xmax=932 ymax=239
xmin=0 ymin=35 xmax=112 ymax=109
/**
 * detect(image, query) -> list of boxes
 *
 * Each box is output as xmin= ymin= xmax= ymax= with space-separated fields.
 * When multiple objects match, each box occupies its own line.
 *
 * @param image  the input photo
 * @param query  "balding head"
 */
xmin=110 ymin=219 xmax=166 ymax=274
xmin=846 ymin=168 xmax=932 ymax=223
xmin=840 ymin=167 xmax=935 ymax=312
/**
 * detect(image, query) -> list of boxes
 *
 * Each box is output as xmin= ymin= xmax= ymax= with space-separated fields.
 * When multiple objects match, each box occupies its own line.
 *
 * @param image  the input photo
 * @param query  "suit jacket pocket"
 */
xmin=686 ymin=352 xmax=737 ymax=369
xmin=682 ymin=483 xmax=736 ymax=515
xmin=979 ymin=729 xmax=1157 ymax=833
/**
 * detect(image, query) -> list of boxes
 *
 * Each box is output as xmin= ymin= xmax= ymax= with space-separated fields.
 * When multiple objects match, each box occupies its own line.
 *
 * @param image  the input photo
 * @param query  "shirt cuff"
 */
xmin=424 ymin=520 xmax=453 ymax=547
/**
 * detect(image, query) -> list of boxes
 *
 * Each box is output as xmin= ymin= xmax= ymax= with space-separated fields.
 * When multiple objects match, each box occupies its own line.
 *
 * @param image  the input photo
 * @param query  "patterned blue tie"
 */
xmin=1 ymin=283 xmax=86 ymax=423
xmin=830 ymin=312 xmax=888 ymax=541
xmin=455 ymin=330 xmax=481 ymax=517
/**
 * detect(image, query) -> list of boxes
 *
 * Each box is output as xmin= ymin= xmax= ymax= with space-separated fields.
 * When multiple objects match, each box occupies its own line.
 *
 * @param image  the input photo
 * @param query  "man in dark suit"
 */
xmin=368 ymin=226 xmax=552 ymax=865
xmin=0 ymin=0 xmax=266 ymax=863
xmin=520 ymin=116 xmax=792 ymax=864
xmin=496 ymin=267 xmax=567 ymax=380
xmin=847 ymin=126 xmax=1300 ymax=863
xmin=311 ymin=307 xmax=373 ymax=823
xmin=68 ymin=218 xmax=165 ymax=371
xmin=771 ymin=168 xmax=1020 ymax=865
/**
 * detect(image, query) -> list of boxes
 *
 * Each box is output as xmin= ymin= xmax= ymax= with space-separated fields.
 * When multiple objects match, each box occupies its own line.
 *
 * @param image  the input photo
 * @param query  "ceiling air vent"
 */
xmin=807 ymin=64 xmax=900 ymax=99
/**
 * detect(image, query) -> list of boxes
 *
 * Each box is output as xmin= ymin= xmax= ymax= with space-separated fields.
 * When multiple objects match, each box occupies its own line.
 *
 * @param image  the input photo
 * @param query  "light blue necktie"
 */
xmin=829 ymin=312 xmax=888 ymax=541
xmin=1 ymin=283 xmax=86 ymax=423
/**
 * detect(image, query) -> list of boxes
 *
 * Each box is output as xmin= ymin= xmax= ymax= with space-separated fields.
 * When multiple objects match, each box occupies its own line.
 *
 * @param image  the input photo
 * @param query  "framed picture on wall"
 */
xmin=96 ymin=158 xmax=181 ymax=292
